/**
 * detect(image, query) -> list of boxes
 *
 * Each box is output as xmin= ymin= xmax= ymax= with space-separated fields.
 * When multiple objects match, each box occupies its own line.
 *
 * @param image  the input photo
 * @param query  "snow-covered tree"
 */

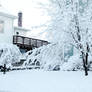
xmin=37 ymin=0 xmax=92 ymax=75
xmin=67 ymin=0 xmax=92 ymax=76
xmin=47 ymin=0 xmax=92 ymax=76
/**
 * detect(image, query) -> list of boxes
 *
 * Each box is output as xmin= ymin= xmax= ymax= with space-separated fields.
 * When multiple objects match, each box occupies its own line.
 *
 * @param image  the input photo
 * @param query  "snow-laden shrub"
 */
xmin=0 ymin=44 xmax=21 ymax=67
xmin=61 ymin=53 xmax=92 ymax=71
xmin=24 ymin=43 xmax=64 ymax=70
xmin=61 ymin=54 xmax=83 ymax=71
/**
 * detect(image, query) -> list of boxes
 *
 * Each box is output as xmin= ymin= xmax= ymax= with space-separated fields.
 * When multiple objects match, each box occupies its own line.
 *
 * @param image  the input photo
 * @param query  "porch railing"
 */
xmin=13 ymin=35 xmax=49 ymax=50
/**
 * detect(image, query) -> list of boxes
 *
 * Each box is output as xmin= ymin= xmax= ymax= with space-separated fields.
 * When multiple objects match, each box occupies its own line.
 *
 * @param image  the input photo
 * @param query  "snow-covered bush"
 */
xmin=61 ymin=54 xmax=83 ymax=71
xmin=24 ymin=42 xmax=92 ymax=71
xmin=61 ymin=53 xmax=92 ymax=71
xmin=0 ymin=44 xmax=21 ymax=67
xmin=24 ymin=43 xmax=64 ymax=71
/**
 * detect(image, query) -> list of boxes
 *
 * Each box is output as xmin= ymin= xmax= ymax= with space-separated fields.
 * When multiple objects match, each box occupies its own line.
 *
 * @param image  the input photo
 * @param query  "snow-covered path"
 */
xmin=0 ymin=70 xmax=92 ymax=92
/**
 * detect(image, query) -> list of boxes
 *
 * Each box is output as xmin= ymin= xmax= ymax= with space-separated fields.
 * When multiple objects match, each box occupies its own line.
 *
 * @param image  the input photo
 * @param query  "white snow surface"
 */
xmin=0 ymin=70 xmax=92 ymax=92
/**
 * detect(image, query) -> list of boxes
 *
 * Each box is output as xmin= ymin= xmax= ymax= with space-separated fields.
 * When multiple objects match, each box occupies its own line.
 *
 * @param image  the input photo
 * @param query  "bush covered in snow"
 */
xmin=23 ymin=43 xmax=64 ymax=71
xmin=23 ymin=42 xmax=92 ymax=71
xmin=0 ymin=44 xmax=21 ymax=67
xmin=60 ymin=54 xmax=92 ymax=71
xmin=61 ymin=54 xmax=83 ymax=71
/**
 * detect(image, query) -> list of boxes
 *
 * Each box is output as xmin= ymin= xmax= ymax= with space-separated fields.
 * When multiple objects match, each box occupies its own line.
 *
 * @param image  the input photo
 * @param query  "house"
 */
xmin=0 ymin=6 xmax=49 ymax=52
xmin=0 ymin=6 xmax=17 ymax=44
xmin=14 ymin=26 xmax=30 ymax=37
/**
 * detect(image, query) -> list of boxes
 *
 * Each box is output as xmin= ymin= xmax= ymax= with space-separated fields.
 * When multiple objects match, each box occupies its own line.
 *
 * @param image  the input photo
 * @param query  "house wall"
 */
xmin=0 ymin=15 xmax=14 ymax=44
xmin=14 ymin=29 xmax=27 ymax=37
xmin=14 ymin=27 xmax=30 ymax=37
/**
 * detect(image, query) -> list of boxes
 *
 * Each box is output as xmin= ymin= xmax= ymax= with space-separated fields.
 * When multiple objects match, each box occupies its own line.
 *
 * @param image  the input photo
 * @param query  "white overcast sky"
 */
xmin=1 ymin=0 xmax=50 ymax=29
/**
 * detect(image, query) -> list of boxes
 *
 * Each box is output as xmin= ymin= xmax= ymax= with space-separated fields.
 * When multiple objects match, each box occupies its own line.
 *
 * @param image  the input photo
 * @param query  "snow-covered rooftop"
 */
xmin=14 ymin=26 xmax=30 ymax=32
xmin=0 ymin=5 xmax=17 ymax=19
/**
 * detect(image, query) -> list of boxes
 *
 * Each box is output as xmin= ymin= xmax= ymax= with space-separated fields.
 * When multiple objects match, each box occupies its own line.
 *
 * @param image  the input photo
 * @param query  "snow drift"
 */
xmin=0 ymin=44 xmax=21 ymax=67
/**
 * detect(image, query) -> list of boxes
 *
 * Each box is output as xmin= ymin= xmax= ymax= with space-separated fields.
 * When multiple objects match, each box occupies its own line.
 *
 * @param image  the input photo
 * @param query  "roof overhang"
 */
xmin=14 ymin=26 xmax=30 ymax=31
xmin=0 ymin=12 xmax=17 ymax=19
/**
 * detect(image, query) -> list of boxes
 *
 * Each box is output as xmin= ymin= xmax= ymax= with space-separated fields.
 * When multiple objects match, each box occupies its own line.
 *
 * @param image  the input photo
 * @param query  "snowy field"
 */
xmin=0 ymin=70 xmax=92 ymax=92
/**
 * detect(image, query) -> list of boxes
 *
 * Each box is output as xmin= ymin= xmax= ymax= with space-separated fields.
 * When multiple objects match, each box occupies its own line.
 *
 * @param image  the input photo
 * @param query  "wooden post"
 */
xmin=36 ymin=39 xmax=37 ymax=48
xmin=29 ymin=38 xmax=31 ymax=45
xmin=3 ymin=64 xmax=6 ymax=74
xmin=22 ymin=37 xmax=25 ymax=45
xmin=41 ymin=41 xmax=43 ymax=46
xmin=16 ymin=36 xmax=17 ymax=43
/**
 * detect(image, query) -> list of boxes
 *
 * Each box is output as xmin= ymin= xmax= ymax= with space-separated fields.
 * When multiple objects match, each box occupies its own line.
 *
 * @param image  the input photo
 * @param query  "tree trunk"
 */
xmin=3 ymin=64 xmax=6 ymax=74
xmin=84 ymin=65 xmax=88 ymax=76
xmin=83 ymin=53 xmax=88 ymax=76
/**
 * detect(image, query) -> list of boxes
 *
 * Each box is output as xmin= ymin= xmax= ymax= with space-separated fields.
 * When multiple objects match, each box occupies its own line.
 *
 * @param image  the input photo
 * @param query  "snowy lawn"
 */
xmin=0 ymin=70 xmax=92 ymax=92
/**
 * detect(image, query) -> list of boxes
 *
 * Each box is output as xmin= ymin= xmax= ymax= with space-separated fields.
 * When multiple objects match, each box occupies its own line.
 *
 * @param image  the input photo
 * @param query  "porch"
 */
xmin=13 ymin=35 xmax=49 ymax=51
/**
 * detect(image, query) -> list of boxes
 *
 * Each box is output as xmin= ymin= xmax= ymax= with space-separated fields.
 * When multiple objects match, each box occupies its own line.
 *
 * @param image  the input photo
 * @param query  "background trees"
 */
xmin=37 ymin=0 xmax=92 ymax=75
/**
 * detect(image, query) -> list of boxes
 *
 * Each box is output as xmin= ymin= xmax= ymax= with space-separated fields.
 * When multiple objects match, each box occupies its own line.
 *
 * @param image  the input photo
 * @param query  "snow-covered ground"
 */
xmin=0 ymin=70 xmax=92 ymax=92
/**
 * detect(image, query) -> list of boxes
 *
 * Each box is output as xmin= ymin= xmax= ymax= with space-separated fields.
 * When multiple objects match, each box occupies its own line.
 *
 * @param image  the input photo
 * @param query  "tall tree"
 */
xmin=46 ymin=0 xmax=92 ymax=75
xmin=67 ymin=0 xmax=92 ymax=76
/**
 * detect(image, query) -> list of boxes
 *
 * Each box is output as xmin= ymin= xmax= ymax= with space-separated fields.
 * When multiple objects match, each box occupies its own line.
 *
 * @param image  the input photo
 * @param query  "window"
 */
xmin=0 ymin=21 xmax=4 ymax=33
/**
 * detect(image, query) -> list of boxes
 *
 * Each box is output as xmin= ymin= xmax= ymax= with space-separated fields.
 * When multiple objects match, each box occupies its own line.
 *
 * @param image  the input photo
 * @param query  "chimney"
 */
xmin=18 ymin=12 xmax=22 ymax=27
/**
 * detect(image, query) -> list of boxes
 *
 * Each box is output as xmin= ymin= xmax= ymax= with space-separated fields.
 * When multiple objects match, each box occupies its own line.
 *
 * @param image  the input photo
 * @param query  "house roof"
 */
xmin=0 ymin=5 xmax=17 ymax=19
xmin=14 ymin=26 xmax=30 ymax=31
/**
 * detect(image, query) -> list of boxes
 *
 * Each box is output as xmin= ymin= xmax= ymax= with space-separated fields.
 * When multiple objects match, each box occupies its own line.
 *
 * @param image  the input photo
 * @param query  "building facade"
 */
xmin=0 ymin=6 xmax=17 ymax=44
